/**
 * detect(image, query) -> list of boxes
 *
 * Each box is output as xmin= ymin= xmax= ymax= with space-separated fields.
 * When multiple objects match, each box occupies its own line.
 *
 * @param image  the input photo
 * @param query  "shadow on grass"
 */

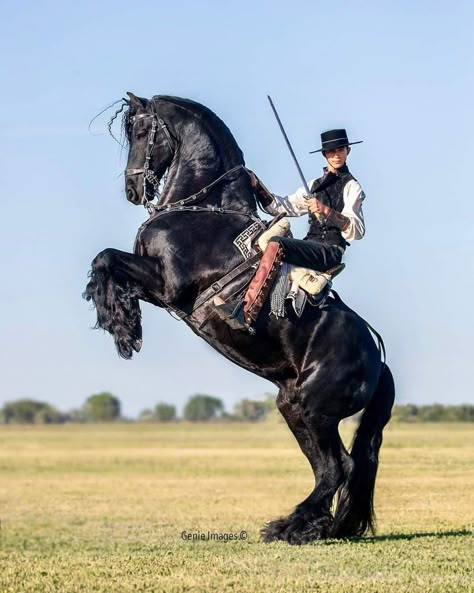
xmin=323 ymin=529 xmax=473 ymax=545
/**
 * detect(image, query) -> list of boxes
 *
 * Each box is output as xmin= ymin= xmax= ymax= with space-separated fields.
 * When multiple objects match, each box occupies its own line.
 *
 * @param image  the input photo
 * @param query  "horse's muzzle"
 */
xmin=125 ymin=177 xmax=142 ymax=205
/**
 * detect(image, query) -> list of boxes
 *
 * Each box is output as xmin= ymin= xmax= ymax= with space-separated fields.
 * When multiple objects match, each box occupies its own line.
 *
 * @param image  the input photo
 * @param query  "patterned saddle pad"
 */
xmin=269 ymin=263 xmax=331 ymax=319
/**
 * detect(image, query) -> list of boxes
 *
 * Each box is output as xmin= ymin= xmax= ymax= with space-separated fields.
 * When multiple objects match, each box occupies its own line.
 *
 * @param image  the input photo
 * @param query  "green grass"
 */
xmin=1 ymin=422 xmax=473 ymax=592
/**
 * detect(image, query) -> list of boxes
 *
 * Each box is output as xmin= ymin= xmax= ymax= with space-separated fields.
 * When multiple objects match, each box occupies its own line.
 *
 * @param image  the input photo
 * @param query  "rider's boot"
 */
xmin=214 ymin=241 xmax=283 ymax=331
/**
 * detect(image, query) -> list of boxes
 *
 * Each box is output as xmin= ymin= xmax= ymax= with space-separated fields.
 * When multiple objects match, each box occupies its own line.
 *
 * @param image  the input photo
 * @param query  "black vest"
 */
xmin=306 ymin=164 xmax=354 ymax=249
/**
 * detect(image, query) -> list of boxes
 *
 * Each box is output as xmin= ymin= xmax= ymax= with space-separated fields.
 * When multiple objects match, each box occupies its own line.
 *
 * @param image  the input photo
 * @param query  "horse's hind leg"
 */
xmin=261 ymin=388 xmax=352 ymax=544
xmin=84 ymin=248 xmax=165 ymax=359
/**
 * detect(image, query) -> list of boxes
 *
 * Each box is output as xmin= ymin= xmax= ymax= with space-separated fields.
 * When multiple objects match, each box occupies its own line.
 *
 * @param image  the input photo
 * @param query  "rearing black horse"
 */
xmin=84 ymin=93 xmax=395 ymax=544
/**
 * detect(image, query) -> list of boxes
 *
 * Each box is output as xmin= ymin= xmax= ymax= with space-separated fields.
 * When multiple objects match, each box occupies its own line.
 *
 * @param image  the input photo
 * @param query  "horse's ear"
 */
xmin=126 ymin=92 xmax=146 ymax=109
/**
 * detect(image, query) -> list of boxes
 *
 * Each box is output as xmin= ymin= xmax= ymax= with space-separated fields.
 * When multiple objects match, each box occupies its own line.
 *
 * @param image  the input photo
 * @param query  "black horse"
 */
xmin=84 ymin=93 xmax=395 ymax=544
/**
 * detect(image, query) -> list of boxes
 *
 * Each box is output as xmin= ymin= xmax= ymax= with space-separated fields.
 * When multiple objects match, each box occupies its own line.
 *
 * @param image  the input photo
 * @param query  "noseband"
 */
xmin=125 ymin=105 xmax=176 ymax=212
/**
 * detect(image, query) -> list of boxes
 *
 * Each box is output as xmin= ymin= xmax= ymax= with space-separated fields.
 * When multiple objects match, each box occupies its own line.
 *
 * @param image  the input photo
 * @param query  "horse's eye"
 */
xmin=135 ymin=121 xmax=148 ymax=139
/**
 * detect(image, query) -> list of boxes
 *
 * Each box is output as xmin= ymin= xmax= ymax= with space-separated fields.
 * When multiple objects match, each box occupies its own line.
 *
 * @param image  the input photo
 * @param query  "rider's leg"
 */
xmin=269 ymin=236 xmax=343 ymax=271
xmin=214 ymin=241 xmax=283 ymax=330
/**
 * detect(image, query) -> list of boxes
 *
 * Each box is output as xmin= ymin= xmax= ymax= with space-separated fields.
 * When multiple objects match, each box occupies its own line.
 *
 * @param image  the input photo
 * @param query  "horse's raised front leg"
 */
xmin=83 ymin=248 xmax=166 ymax=359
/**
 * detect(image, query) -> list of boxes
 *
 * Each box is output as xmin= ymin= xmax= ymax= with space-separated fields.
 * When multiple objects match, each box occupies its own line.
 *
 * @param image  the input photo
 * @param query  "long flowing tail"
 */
xmin=331 ymin=364 xmax=395 ymax=538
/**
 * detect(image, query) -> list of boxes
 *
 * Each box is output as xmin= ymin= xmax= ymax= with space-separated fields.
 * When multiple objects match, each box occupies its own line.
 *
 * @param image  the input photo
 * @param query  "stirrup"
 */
xmin=213 ymin=298 xmax=249 ymax=331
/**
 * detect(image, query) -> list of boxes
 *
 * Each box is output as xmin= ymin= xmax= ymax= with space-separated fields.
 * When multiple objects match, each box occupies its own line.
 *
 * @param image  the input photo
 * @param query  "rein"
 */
xmin=149 ymin=164 xmax=247 ymax=215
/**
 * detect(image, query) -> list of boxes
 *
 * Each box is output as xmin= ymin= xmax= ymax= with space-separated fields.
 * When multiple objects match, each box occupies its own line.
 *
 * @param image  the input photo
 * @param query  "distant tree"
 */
xmin=456 ymin=405 xmax=474 ymax=422
xmin=263 ymin=393 xmax=278 ymax=414
xmin=0 ymin=399 xmax=66 ymax=424
xmin=83 ymin=392 xmax=121 ymax=422
xmin=67 ymin=408 xmax=85 ymax=423
xmin=34 ymin=406 xmax=67 ymax=424
xmin=419 ymin=404 xmax=448 ymax=423
xmin=138 ymin=408 xmax=154 ymax=422
xmin=392 ymin=404 xmax=419 ymax=422
xmin=391 ymin=404 xmax=474 ymax=423
xmin=234 ymin=398 xmax=267 ymax=421
xmin=183 ymin=394 xmax=224 ymax=422
xmin=154 ymin=403 xmax=177 ymax=422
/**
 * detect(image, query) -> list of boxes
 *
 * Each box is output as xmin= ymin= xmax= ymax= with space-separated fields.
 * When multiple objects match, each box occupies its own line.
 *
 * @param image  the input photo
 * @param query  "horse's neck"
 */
xmin=160 ymin=155 xmax=216 ymax=203
xmin=159 ymin=135 xmax=253 ymax=212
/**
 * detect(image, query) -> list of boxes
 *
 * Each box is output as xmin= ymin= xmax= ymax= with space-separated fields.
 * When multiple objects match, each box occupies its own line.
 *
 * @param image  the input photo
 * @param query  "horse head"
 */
xmin=124 ymin=93 xmax=177 ymax=207
xmin=123 ymin=93 xmax=255 ymax=212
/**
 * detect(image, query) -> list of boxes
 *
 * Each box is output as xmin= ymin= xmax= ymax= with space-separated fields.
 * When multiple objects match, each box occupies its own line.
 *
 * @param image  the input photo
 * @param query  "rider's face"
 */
xmin=323 ymin=146 xmax=350 ymax=171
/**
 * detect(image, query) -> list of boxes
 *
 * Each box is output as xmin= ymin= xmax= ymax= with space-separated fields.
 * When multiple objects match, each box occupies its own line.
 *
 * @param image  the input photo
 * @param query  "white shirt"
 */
xmin=263 ymin=177 xmax=366 ymax=241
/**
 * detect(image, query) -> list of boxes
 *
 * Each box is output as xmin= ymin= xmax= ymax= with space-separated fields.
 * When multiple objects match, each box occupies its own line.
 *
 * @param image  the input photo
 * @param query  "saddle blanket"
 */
xmin=269 ymin=263 xmax=330 ymax=319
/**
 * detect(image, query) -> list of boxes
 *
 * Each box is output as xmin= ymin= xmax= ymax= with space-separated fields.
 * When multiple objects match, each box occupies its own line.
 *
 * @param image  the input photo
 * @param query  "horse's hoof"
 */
xmin=288 ymin=516 xmax=333 ymax=545
xmin=260 ymin=518 xmax=291 ymax=543
xmin=260 ymin=514 xmax=332 ymax=545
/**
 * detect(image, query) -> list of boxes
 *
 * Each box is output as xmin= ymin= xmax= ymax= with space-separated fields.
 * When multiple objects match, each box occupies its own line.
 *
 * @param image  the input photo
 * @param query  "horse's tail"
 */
xmin=331 ymin=364 xmax=395 ymax=538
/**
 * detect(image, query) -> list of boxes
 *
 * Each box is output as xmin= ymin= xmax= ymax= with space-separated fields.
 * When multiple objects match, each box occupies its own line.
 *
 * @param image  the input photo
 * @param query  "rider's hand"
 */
xmin=304 ymin=196 xmax=350 ymax=230
xmin=305 ymin=196 xmax=330 ymax=218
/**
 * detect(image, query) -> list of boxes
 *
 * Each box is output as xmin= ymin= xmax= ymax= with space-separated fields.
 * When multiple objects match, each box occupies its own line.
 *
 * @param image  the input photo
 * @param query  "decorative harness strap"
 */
xmin=125 ymin=113 xmax=176 ymax=212
xmin=191 ymin=252 xmax=261 ymax=314
xmin=150 ymin=164 xmax=246 ymax=213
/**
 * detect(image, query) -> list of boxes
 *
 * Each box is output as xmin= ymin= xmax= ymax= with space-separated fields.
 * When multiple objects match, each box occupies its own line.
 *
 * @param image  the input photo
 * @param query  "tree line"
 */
xmin=0 ymin=392 xmax=277 ymax=424
xmin=1 ymin=395 xmax=473 ymax=424
xmin=391 ymin=403 xmax=474 ymax=423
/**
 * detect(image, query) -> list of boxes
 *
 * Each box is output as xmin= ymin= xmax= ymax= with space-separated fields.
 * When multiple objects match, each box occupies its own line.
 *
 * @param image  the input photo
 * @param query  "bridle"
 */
xmin=124 ymin=100 xmax=260 ymax=219
xmin=124 ymin=103 xmax=176 ymax=213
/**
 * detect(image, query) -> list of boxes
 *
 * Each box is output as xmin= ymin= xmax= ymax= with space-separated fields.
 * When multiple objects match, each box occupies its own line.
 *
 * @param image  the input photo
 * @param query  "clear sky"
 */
xmin=1 ymin=0 xmax=473 ymax=417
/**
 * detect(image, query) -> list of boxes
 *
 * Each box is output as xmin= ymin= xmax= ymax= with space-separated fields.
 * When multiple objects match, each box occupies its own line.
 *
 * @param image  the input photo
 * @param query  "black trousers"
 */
xmin=269 ymin=236 xmax=344 ymax=272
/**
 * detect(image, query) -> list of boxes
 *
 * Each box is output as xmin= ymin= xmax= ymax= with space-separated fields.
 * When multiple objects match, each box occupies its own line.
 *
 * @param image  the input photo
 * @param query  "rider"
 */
xmin=216 ymin=128 xmax=365 ymax=328
xmin=259 ymin=128 xmax=365 ymax=271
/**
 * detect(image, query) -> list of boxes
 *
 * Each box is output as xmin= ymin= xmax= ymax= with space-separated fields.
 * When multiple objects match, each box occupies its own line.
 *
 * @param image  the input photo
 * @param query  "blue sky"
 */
xmin=1 ymin=1 xmax=473 ymax=417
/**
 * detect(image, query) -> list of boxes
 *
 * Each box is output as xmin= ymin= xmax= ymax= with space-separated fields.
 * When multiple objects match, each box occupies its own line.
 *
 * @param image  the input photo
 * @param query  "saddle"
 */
xmin=242 ymin=218 xmax=345 ymax=325
xmin=213 ymin=216 xmax=345 ymax=330
xmin=256 ymin=217 xmax=345 ymax=296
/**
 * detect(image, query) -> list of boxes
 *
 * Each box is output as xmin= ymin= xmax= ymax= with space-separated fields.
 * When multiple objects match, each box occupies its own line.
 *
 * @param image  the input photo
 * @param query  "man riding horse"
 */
xmin=84 ymin=94 xmax=394 ymax=544
xmin=215 ymin=128 xmax=365 ymax=330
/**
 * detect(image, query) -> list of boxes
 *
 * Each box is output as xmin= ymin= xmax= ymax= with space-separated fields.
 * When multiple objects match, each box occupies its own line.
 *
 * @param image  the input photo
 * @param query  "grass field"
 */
xmin=1 ymin=421 xmax=473 ymax=593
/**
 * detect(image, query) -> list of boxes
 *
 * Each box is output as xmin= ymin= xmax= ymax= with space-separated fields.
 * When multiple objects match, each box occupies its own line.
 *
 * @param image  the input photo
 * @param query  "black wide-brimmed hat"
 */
xmin=309 ymin=129 xmax=363 ymax=154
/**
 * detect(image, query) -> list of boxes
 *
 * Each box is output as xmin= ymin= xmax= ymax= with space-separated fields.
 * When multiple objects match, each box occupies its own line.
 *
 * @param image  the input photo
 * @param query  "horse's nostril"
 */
xmin=127 ymin=188 xmax=137 ymax=202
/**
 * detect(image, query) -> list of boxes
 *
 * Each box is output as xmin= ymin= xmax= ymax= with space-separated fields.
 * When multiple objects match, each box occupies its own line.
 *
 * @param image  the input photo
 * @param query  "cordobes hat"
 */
xmin=310 ymin=129 xmax=363 ymax=154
